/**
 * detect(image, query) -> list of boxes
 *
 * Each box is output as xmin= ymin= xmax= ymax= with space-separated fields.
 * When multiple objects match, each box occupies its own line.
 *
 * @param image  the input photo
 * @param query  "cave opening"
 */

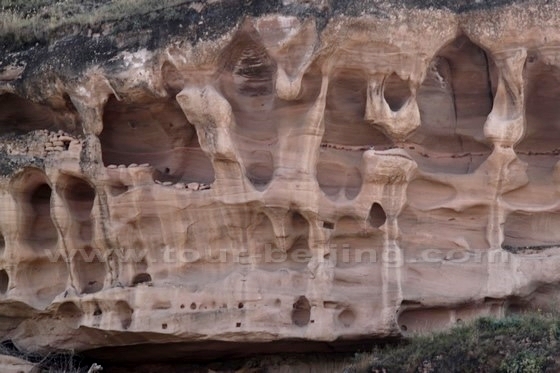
xmin=520 ymin=54 xmax=560 ymax=153
xmin=410 ymin=35 xmax=496 ymax=174
xmin=100 ymin=95 xmax=214 ymax=184
xmin=384 ymin=73 xmax=412 ymax=112
xmin=324 ymin=68 xmax=393 ymax=148
xmin=511 ymin=53 xmax=560 ymax=185
xmin=317 ymin=67 xmax=393 ymax=199
xmin=132 ymin=273 xmax=152 ymax=286
xmin=9 ymin=169 xmax=59 ymax=252
xmin=368 ymin=202 xmax=387 ymax=228
xmin=26 ymin=181 xmax=58 ymax=252
xmin=0 ymin=93 xmax=78 ymax=136
xmin=58 ymin=175 xmax=96 ymax=222
xmin=15 ymin=258 xmax=68 ymax=306
xmin=291 ymin=295 xmax=311 ymax=327
xmin=29 ymin=183 xmax=57 ymax=248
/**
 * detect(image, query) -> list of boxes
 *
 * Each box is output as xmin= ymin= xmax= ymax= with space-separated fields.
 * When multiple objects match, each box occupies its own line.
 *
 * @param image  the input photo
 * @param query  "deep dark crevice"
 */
xmin=384 ymin=73 xmax=411 ymax=112
xmin=292 ymin=296 xmax=311 ymax=327
xmin=132 ymin=273 xmax=153 ymax=286
xmin=0 ymin=269 xmax=8 ymax=294
xmin=411 ymin=35 xmax=495 ymax=174
xmin=100 ymin=95 xmax=214 ymax=184
xmin=323 ymin=221 xmax=335 ymax=230
xmin=368 ymin=203 xmax=387 ymax=228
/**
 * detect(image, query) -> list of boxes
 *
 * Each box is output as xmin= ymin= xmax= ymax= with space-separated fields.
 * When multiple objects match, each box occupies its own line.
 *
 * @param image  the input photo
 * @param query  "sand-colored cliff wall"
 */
xmin=1 ymin=0 xmax=560 ymax=360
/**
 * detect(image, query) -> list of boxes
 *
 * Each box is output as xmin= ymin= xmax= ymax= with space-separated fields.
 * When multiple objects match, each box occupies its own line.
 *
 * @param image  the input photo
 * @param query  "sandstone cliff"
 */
xmin=1 ymin=0 xmax=560 ymax=365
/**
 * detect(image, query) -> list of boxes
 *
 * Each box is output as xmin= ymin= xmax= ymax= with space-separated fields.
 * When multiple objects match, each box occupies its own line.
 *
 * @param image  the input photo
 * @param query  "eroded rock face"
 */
xmin=1 ymin=0 xmax=560 ymax=360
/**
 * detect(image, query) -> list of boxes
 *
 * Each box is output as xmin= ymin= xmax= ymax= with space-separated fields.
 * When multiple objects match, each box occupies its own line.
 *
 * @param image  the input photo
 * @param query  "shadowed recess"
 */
xmin=384 ymin=73 xmax=412 ymax=112
xmin=74 ymin=246 xmax=106 ymax=294
xmin=292 ymin=296 xmax=311 ymax=327
xmin=132 ymin=273 xmax=152 ymax=286
xmin=57 ymin=175 xmax=96 ymax=221
xmin=57 ymin=174 xmax=96 ymax=243
xmin=324 ymin=68 xmax=393 ymax=147
xmin=519 ymin=52 xmax=560 ymax=152
xmin=218 ymin=28 xmax=279 ymax=190
xmin=368 ymin=203 xmax=386 ymax=228
xmin=0 ymin=270 xmax=8 ymax=294
xmin=318 ymin=68 xmax=393 ymax=199
xmin=100 ymin=95 xmax=214 ymax=184
xmin=57 ymin=301 xmax=84 ymax=318
xmin=11 ymin=169 xmax=58 ymax=252
xmin=411 ymin=35 xmax=496 ymax=173
xmin=116 ymin=300 xmax=134 ymax=330
xmin=502 ymin=211 xmax=560 ymax=251
xmin=0 ymin=93 xmax=78 ymax=135
xmin=513 ymin=52 xmax=560 ymax=182
xmin=14 ymin=258 xmax=68 ymax=306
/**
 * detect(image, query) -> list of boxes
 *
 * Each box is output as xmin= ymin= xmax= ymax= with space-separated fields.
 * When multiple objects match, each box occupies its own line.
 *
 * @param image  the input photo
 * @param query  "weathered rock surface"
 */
xmin=0 ymin=355 xmax=37 ymax=373
xmin=1 ymin=0 xmax=560 ymax=362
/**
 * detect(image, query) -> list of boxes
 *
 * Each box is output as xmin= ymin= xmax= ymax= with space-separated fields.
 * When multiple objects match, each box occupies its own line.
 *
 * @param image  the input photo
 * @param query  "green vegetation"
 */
xmin=0 ymin=0 xmax=190 ymax=45
xmin=344 ymin=312 xmax=560 ymax=372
